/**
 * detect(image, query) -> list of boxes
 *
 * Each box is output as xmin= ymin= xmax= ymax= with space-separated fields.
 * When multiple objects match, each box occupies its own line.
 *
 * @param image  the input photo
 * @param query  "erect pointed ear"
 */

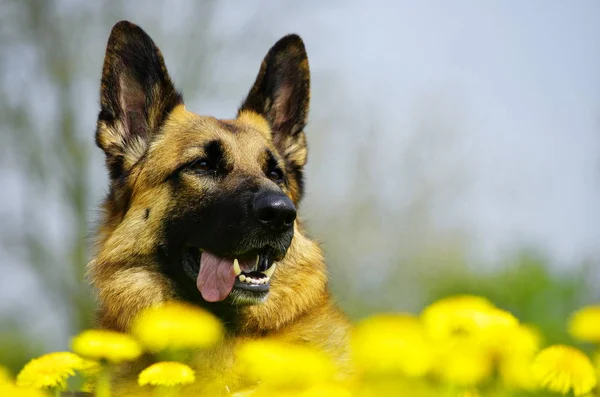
xmin=238 ymin=34 xmax=310 ymax=199
xmin=96 ymin=21 xmax=183 ymax=180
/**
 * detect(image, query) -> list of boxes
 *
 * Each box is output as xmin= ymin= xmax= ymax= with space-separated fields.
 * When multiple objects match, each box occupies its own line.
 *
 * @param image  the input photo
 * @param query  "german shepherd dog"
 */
xmin=88 ymin=21 xmax=350 ymax=390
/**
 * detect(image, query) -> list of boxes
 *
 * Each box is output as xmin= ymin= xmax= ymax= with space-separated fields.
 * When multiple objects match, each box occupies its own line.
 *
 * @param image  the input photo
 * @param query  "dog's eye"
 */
xmin=189 ymin=159 xmax=215 ymax=173
xmin=268 ymin=169 xmax=283 ymax=183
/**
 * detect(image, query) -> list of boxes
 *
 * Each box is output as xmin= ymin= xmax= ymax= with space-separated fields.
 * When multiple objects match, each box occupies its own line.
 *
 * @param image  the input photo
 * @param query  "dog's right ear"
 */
xmin=238 ymin=35 xmax=310 ymax=201
xmin=96 ymin=21 xmax=182 ymax=180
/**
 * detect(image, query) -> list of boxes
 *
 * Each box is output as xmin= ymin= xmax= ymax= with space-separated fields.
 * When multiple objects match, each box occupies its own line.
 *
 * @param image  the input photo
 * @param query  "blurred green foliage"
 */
xmin=423 ymin=251 xmax=591 ymax=347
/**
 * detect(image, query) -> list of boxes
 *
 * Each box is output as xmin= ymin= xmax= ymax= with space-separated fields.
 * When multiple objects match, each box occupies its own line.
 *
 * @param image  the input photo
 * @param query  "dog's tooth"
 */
xmin=254 ymin=255 xmax=260 ymax=270
xmin=263 ymin=263 xmax=277 ymax=278
xmin=239 ymin=274 xmax=246 ymax=282
xmin=233 ymin=258 xmax=241 ymax=276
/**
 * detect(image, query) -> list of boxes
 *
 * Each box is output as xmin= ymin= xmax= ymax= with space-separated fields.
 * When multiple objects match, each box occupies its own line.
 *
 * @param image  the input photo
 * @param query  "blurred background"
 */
xmin=0 ymin=0 xmax=598 ymax=372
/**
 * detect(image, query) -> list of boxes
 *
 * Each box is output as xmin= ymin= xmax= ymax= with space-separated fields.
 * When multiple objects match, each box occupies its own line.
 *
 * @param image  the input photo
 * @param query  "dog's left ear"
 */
xmin=239 ymin=35 xmax=310 ymax=200
xmin=96 ymin=21 xmax=183 ymax=180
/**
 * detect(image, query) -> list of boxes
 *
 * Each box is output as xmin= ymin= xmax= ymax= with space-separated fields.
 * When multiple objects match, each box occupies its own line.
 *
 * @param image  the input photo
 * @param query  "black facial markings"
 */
xmin=144 ymin=208 xmax=150 ymax=220
xmin=168 ymin=139 xmax=231 ymax=180
xmin=264 ymin=149 xmax=285 ymax=184
xmin=287 ymin=162 xmax=304 ymax=201
xmin=204 ymin=139 xmax=230 ymax=174
xmin=159 ymin=180 xmax=293 ymax=331
xmin=105 ymin=147 xmax=125 ymax=180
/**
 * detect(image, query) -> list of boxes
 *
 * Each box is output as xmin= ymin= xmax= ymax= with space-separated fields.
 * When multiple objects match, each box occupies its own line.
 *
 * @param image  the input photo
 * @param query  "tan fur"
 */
xmin=89 ymin=22 xmax=351 ymax=394
xmin=90 ymin=105 xmax=350 ymax=331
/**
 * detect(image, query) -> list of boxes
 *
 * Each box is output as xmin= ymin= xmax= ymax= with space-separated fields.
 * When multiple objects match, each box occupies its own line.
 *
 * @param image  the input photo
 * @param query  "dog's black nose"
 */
xmin=254 ymin=191 xmax=296 ymax=231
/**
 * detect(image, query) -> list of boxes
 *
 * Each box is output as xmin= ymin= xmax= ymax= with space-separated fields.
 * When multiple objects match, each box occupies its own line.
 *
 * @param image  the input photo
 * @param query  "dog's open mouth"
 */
xmin=183 ymin=247 xmax=276 ymax=303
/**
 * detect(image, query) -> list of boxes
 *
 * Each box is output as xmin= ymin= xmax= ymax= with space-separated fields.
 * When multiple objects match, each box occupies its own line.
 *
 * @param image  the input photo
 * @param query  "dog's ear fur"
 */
xmin=96 ymin=21 xmax=183 ymax=180
xmin=239 ymin=35 xmax=310 ymax=200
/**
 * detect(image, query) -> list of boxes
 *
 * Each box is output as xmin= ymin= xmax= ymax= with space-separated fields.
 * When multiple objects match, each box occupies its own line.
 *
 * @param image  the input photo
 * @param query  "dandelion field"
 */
xmin=2 ymin=290 xmax=600 ymax=397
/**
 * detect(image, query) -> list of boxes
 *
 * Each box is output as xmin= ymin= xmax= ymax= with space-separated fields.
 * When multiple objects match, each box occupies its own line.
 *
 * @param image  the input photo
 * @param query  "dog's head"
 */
xmin=94 ymin=21 xmax=313 ymax=311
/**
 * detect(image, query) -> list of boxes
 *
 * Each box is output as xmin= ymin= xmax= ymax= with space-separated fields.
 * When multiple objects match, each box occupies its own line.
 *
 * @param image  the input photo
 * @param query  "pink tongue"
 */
xmin=197 ymin=251 xmax=237 ymax=302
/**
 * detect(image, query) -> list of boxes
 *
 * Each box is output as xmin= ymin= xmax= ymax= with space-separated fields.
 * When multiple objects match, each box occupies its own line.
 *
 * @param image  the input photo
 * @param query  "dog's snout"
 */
xmin=254 ymin=191 xmax=296 ymax=231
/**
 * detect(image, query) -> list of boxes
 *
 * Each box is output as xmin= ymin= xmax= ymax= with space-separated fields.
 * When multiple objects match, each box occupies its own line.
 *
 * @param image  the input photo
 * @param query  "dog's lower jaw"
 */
xmin=228 ymin=289 xmax=269 ymax=306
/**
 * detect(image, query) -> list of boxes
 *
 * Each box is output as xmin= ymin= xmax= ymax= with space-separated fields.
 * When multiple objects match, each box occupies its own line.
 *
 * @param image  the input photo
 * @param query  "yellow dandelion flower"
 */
xmin=351 ymin=313 xmax=434 ymax=377
xmin=298 ymin=382 xmax=353 ymax=397
xmin=357 ymin=376 xmax=435 ymax=397
xmin=532 ymin=344 xmax=597 ymax=396
xmin=474 ymin=307 xmax=519 ymax=335
xmin=132 ymin=302 xmax=223 ymax=352
xmin=16 ymin=351 xmax=84 ymax=390
xmin=499 ymin=353 xmax=537 ymax=390
xmin=77 ymin=358 xmax=101 ymax=376
xmin=422 ymin=295 xmax=518 ymax=342
xmin=138 ymin=361 xmax=196 ymax=387
xmin=234 ymin=339 xmax=336 ymax=389
xmin=71 ymin=329 xmax=142 ymax=363
xmin=569 ymin=305 xmax=600 ymax=343
xmin=497 ymin=324 xmax=541 ymax=390
xmin=499 ymin=324 xmax=541 ymax=357
xmin=433 ymin=338 xmax=493 ymax=386
xmin=460 ymin=389 xmax=481 ymax=397
xmin=0 ymin=383 xmax=48 ymax=397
